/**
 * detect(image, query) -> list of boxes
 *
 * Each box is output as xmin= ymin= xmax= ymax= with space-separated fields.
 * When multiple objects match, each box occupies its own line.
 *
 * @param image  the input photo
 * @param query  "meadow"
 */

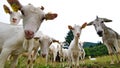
xmin=5 ymin=55 xmax=120 ymax=68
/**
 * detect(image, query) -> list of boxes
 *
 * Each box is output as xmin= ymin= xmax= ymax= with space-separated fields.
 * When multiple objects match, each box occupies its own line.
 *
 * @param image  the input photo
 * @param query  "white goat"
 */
xmin=79 ymin=42 xmax=85 ymax=64
xmin=0 ymin=1 xmax=57 ymax=67
xmin=59 ymin=42 xmax=69 ymax=62
xmin=3 ymin=5 xmax=22 ymax=25
xmin=3 ymin=5 xmax=22 ymax=61
xmin=3 ymin=5 xmax=41 ymax=65
xmin=49 ymin=42 xmax=61 ymax=62
xmin=58 ymin=42 xmax=69 ymax=67
xmin=87 ymin=16 xmax=120 ymax=64
xmin=67 ymin=23 xmax=87 ymax=67
xmin=36 ymin=31 xmax=59 ymax=65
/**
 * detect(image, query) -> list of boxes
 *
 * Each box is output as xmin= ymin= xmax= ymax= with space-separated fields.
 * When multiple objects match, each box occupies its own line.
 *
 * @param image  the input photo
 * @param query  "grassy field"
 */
xmin=5 ymin=55 xmax=120 ymax=68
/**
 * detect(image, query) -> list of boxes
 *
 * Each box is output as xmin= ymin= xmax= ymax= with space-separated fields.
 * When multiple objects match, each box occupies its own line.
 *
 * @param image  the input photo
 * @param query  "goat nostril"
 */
xmin=77 ymin=33 xmax=80 ymax=37
xmin=42 ymin=54 xmax=46 ymax=58
xmin=24 ymin=30 xmax=34 ymax=39
xmin=29 ymin=31 xmax=34 ymax=35
xmin=97 ymin=31 xmax=103 ymax=37
xmin=13 ymin=18 xmax=17 ymax=20
xmin=25 ymin=30 xmax=34 ymax=35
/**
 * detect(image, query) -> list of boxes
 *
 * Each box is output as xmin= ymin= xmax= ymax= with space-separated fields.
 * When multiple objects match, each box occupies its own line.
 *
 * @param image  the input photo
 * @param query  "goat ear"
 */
xmin=45 ymin=12 xmax=58 ymax=20
xmin=81 ymin=22 xmax=87 ymax=29
xmin=40 ymin=6 xmax=44 ymax=10
xmin=53 ymin=39 xmax=59 ymax=43
xmin=3 ymin=5 xmax=12 ymax=14
xmin=103 ymin=18 xmax=112 ymax=22
xmin=87 ymin=21 xmax=93 ymax=26
xmin=7 ymin=0 xmax=22 ymax=12
xmin=51 ymin=38 xmax=60 ymax=43
xmin=34 ymin=37 xmax=39 ymax=41
xmin=68 ymin=25 xmax=74 ymax=30
xmin=96 ymin=16 xmax=99 ymax=19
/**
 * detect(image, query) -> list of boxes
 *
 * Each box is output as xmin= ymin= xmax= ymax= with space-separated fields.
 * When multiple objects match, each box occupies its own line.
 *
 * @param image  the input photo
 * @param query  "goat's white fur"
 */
xmin=67 ymin=23 xmax=87 ymax=67
xmin=59 ymin=42 xmax=69 ymax=62
xmin=36 ymin=31 xmax=59 ymax=65
xmin=0 ymin=2 xmax=57 ymax=68
xmin=3 ymin=5 xmax=22 ymax=25
xmin=79 ymin=42 xmax=85 ymax=64
xmin=0 ymin=22 xmax=24 ymax=68
xmin=49 ymin=42 xmax=60 ymax=62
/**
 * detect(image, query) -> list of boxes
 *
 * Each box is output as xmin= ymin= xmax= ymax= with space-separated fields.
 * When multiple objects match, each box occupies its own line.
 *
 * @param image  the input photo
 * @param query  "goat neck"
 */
xmin=73 ymin=36 xmax=79 ymax=46
xmin=102 ymin=24 xmax=109 ymax=35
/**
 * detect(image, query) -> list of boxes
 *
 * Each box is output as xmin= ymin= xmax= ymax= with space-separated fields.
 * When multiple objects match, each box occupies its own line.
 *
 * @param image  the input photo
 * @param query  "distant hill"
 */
xmin=83 ymin=42 xmax=102 ymax=48
xmin=83 ymin=42 xmax=108 ymax=57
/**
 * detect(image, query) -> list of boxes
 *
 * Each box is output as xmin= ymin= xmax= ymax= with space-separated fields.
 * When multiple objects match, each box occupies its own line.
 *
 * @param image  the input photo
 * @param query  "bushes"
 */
xmin=84 ymin=44 xmax=108 ymax=57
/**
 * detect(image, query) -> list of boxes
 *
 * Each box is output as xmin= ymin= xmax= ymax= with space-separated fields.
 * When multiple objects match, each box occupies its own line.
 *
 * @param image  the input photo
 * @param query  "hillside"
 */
xmin=83 ymin=42 xmax=102 ymax=48
xmin=83 ymin=42 xmax=108 ymax=57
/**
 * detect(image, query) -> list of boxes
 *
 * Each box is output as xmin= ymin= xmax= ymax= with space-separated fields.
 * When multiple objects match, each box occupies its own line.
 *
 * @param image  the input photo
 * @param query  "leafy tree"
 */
xmin=65 ymin=30 xmax=74 ymax=45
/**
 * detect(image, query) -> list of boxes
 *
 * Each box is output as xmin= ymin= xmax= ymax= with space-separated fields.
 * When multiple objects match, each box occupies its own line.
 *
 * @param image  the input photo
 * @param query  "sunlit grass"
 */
xmin=5 ymin=55 xmax=120 ymax=68
xmin=81 ymin=55 xmax=120 ymax=68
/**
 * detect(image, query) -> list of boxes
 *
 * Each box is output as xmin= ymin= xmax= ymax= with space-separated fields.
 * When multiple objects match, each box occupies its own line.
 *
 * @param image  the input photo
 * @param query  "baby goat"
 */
xmin=67 ymin=23 xmax=87 ymax=67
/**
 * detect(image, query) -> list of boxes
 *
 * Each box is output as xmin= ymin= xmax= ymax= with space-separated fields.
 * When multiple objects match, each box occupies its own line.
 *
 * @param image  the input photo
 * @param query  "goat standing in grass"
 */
xmin=3 ymin=5 xmax=43 ymax=67
xmin=79 ymin=42 xmax=86 ymax=64
xmin=87 ymin=16 xmax=120 ymax=64
xmin=59 ymin=42 xmax=69 ymax=62
xmin=58 ymin=42 xmax=69 ymax=67
xmin=67 ymin=23 xmax=87 ymax=67
xmin=49 ymin=42 xmax=61 ymax=62
xmin=0 ymin=0 xmax=57 ymax=67
xmin=37 ymin=32 xmax=59 ymax=65
xmin=3 ymin=5 xmax=23 ymax=61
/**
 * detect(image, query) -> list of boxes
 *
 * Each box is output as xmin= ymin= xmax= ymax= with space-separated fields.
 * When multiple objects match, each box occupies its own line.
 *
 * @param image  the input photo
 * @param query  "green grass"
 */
xmin=81 ymin=55 xmax=120 ymax=68
xmin=5 ymin=55 xmax=120 ymax=68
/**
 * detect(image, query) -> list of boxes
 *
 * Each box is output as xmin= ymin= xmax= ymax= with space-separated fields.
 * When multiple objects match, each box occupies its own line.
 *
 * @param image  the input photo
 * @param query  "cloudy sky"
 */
xmin=0 ymin=0 xmax=120 ymax=43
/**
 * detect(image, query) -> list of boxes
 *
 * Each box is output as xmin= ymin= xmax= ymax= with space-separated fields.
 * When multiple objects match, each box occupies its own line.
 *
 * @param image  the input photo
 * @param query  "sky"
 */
xmin=0 ymin=0 xmax=120 ymax=43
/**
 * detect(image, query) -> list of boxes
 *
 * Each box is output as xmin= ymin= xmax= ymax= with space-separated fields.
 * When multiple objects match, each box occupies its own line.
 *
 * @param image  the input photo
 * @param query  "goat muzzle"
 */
xmin=42 ymin=54 xmax=46 ymax=58
xmin=24 ymin=30 xmax=34 ymax=40
xmin=12 ymin=18 xmax=17 ymax=23
xmin=97 ymin=31 xmax=103 ymax=37
xmin=77 ymin=33 xmax=80 ymax=37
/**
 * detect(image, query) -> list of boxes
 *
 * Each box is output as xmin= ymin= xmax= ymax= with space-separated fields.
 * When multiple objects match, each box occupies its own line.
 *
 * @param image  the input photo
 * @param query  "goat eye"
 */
xmin=93 ymin=24 xmax=96 ymax=28
xmin=71 ymin=28 xmax=75 ymax=30
xmin=101 ymin=21 xmax=104 ymax=23
xmin=21 ymin=10 xmax=25 ymax=16
xmin=39 ymin=40 xmax=41 ymax=44
xmin=49 ymin=42 xmax=52 ymax=45
xmin=11 ymin=12 xmax=13 ymax=14
xmin=41 ymin=17 xmax=45 ymax=22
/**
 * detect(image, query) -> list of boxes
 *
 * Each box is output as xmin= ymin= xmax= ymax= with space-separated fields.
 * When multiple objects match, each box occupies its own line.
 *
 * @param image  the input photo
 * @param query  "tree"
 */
xmin=65 ymin=30 xmax=74 ymax=45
